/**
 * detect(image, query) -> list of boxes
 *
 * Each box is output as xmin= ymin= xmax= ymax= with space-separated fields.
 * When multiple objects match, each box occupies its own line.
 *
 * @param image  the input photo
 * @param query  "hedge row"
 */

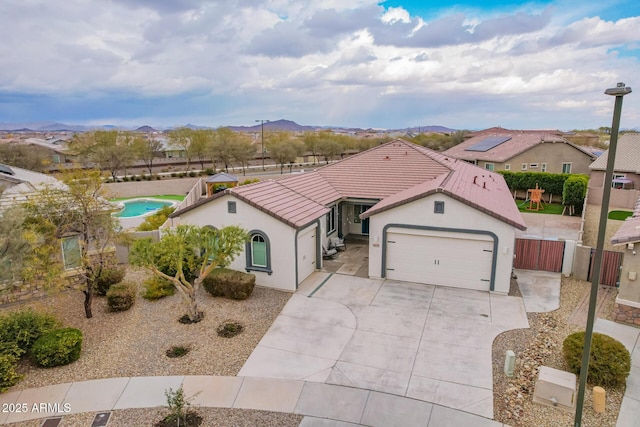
xmin=497 ymin=171 xmax=571 ymax=195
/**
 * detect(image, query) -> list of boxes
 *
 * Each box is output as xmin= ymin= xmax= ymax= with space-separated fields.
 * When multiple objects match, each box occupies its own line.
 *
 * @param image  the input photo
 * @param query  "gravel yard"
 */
xmin=582 ymin=205 xmax=626 ymax=251
xmin=493 ymin=275 xmax=624 ymax=427
xmin=2 ymin=267 xmax=293 ymax=425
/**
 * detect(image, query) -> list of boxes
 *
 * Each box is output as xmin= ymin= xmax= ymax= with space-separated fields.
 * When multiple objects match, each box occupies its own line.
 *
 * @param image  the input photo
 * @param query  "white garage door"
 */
xmin=297 ymin=225 xmax=317 ymax=285
xmin=385 ymin=230 xmax=494 ymax=291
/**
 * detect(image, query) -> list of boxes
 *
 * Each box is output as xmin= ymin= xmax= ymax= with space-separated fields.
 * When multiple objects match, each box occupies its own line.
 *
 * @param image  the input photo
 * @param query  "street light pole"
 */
xmin=574 ymin=82 xmax=632 ymax=427
xmin=255 ymin=119 xmax=268 ymax=171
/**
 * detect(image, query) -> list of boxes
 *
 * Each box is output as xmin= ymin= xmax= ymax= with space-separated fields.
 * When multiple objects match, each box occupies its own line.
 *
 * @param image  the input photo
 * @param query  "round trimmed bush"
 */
xmin=30 ymin=328 xmax=83 ymax=368
xmin=106 ymin=282 xmax=136 ymax=312
xmin=0 ymin=310 xmax=59 ymax=352
xmin=95 ymin=267 xmax=126 ymax=296
xmin=142 ymin=276 xmax=176 ymax=301
xmin=563 ymin=331 xmax=631 ymax=387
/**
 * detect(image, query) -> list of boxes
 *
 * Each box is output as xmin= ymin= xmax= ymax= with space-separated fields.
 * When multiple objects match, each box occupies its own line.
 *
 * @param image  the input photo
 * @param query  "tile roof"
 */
xmin=589 ymin=133 xmax=640 ymax=173
xmin=443 ymin=129 xmax=594 ymax=163
xmin=610 ymin=195 xmax=640 ymax=245
xmin=171 ymin=139 xmax=526 ymax=230
xmin=361 ymin=150 xmax=527 ymax=230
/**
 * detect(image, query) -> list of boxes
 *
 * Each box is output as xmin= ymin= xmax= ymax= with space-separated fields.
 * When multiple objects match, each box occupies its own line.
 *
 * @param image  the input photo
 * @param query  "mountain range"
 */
xmin=0 ymin=119 xmax=456 ymax=134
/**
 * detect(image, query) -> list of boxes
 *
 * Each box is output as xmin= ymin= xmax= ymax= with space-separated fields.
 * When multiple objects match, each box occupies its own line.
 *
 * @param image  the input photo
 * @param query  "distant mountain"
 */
xmin=229 ymin=119 xmax=317 ymax=133
xmin=398 ymin=125 xmax=457 ymax=133
xmin=135 ymin=125 xmax=158 ymax=132
xmin=0 ymin=119 xmax=457 ymax=134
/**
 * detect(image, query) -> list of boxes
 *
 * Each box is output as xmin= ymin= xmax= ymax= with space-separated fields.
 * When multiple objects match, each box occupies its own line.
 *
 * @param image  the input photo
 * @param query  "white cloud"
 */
xmin=0 ymin=0 xmax=638 ymax=129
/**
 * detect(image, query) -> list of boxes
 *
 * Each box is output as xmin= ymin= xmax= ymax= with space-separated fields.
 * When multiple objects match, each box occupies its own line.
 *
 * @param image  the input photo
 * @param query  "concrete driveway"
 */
xmin=239 ymin=273 xmax=529 ymax=419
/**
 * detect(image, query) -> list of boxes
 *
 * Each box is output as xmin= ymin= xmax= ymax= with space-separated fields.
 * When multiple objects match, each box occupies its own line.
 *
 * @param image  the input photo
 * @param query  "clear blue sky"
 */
xmin=0 ymin=0 xmax=638 ymax=130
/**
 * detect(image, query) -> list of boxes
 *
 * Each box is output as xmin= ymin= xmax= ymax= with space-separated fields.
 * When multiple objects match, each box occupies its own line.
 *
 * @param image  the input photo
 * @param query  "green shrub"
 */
xmin=562 ymin=174 xmax=589 ymax=215
xmin=563 ymin=332 xmax=631 ymax=387
xmin=0 ymin=310 xmax=59 ymax=352
xmin=137 ymin=206 xmax=176 ymax=231
xmin=106 ymin=282 xmax=136 ymax=312
xmin=0 ymin=352 xmax=22 ymax=392
xmin=498 ymin=171 xmax=570 ymax=196
xmin=171 ymin=172 xmax=177 ymax=178
xmin=239 ymin=179 xmax=260 ymax=186
xmin=188 ymin=171 xmax=197 ymax=177
xmin=30 ymin=328 xmax=83 ymax=368
xmin=204 ymin=168 xmax=214 ymax=175
xmin=122 ymin=176 xmax=130 ymax=182
xmin=202 ymin=268 xmax=255 ymax=300
xmin=142 ymin=276 xmax=176 ymax=300
xmin=94 ymin=266 xmax=126 ymax=296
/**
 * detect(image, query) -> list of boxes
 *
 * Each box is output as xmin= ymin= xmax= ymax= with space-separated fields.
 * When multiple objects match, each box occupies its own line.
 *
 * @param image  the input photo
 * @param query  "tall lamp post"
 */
xmin=255 ymin=119 xmax=269 ymax=171
xmin=574 ymin=82 xmax=632 ymax=427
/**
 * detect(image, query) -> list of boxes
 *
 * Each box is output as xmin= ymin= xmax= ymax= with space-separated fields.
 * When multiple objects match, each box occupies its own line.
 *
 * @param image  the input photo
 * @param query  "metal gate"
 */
xmin=514 ymin=238 xmax=565 ymax=272
xmin=587 ymin=249 xmax=623 ymax=287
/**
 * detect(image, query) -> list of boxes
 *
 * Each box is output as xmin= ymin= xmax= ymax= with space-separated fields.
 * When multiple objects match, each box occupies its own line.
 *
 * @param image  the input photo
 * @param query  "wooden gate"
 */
xmin=514 ymin=238 xmax=565 ymax=272
xmin=588 ymin=249 xmax=623 ymax=287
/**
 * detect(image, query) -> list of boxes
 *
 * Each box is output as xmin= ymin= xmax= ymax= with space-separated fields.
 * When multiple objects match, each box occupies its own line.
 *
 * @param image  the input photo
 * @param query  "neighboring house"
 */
xmin=610 ymin=195 xmax=640 ymax=326
xmin=22 ymin=137 xmax=75 ymax=167
xmin=588 ymin=132 xmax=640 ymax=209
xmin=167 ymin=140 xmax=526 ymax=293
xmin=443 ymin=127 xmax=596 ymax=174
xmin=157 ymin=135 xmax=186 ymax=159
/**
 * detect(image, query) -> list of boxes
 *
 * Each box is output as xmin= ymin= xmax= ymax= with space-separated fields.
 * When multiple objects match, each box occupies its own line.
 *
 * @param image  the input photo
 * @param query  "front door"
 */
xmin=360 ymin=205 xmax=370 ymax=234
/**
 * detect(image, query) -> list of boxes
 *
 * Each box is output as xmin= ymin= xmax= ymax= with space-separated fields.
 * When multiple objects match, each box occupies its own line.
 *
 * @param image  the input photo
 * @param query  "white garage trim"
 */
xmin=381 ymin=223 xmax=499 ymax=291
xmin=295 ymin=219 xmax=321 ymax=288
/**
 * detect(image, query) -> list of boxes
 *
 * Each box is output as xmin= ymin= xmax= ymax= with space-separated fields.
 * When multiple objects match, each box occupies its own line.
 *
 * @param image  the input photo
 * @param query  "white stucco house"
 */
xmin=167 ymin=139 xmax=526 ymax=293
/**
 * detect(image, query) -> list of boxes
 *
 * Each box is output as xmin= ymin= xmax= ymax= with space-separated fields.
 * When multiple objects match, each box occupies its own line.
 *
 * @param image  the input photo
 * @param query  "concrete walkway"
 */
xmin=515 ymin=269 xmax=561 ymax=312
xmin=239 ymin=273 xmax=529 ymax=420
xmin=0 ymin=375 xmax=510 ymax=426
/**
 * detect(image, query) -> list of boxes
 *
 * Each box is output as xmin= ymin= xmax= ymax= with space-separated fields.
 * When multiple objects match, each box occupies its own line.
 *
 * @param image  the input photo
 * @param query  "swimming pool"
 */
xmin=113 ymin=198 xmax=176 ymax=218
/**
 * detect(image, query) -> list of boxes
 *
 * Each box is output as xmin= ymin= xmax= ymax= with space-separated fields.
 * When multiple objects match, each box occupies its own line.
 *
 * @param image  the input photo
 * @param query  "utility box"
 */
xmin=533 ymin=366 xmax=576 ymax=412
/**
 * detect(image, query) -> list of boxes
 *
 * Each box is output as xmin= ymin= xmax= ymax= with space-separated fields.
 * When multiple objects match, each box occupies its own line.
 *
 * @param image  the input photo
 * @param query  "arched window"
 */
xmin=245 ymin=230 xmax=272 ymax=274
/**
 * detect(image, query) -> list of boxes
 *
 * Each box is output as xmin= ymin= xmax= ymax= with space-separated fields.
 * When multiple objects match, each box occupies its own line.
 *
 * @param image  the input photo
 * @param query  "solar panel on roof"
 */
xmin=465 ymin=136 xmax=511 ymax=152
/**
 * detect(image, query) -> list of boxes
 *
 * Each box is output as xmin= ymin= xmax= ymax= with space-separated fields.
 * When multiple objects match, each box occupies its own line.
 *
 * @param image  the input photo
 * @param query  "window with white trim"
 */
xmin=484 ymin=163 xmax=494 ymax=171
xmin=245 ymin=230 xmax=271 ymax=273
xmin=326 ymin=204 xmax=338 ymax=235
xmin=521 ymin=164 xmax=528 ymax=171
xmin=541 ymin=163 xmax=547 ymax=172
xmin=61 ymin=235 xmax=81 ymax=270
xmin=504 ymin=164 xmax=511 ymax=171
xmin=562 ymin=163 xmax=572 ymax=173
xmin=529 ymin=163 xmax=538 ymax=168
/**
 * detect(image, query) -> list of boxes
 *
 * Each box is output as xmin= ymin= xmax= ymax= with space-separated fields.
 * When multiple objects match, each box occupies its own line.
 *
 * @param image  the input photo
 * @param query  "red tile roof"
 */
xmin=443 ymin=129 xmax=594 ymax=163
xmin=172 ymin=139 xmax=525 ymax=230
xmin=361 ymin=148 xmax=526 ymax=230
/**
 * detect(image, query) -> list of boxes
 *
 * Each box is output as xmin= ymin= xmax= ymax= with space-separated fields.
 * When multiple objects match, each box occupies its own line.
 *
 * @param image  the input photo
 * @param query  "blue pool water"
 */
xmin=115 ymin=199 xmax=173 ymax=218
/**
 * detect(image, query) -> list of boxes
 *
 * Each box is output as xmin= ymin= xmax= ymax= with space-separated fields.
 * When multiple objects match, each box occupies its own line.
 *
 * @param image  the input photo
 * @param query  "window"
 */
xmin=562 ymin=163 xmax=572 ymax=173
xmin=529 ymin=163 xmax=538 ymax=168
xmin=227 ymin=201 xmax=236 ymax=213
xmin=521 ymin=164 xmax=528 ymax=171
xmin=61 ymin=235 xmax=81 ymax=270
xmin=484 ymin=163 xmax=494 ymax=171
xmin=326 ymin=204 xmax=338 ymax=235
xmin=541 ymin=163 xmax=547 ymax=172
xmin=245 ymin=230 xmax=271 ymax=273
xmin=613 ymin=173 xmax=627 ymax=189
xmin=434 ymin=201 xmax=445 ymax=214
xmin=504 ymin=164 xmax=511 ymax=171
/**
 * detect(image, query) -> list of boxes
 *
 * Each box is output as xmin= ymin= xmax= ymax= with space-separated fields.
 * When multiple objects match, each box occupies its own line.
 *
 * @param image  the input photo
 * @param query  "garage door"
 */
xmin=297 ymin=225 xmax=317 ymax=285
xmin=385 ymin=230 xmax=494 ymax=291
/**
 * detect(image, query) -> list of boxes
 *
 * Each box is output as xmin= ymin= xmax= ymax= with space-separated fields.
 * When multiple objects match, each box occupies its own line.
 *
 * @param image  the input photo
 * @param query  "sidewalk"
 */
xmin=0 ymin=375 xmax=510 ymax=426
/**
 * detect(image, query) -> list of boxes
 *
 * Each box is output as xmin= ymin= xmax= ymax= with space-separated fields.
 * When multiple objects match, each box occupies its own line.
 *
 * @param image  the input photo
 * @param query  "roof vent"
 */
xmin=473 ymin=176 xmax=478 ymax=184
xmin=483 ymin=182 xmax=487 ymax=189
xmin=383 ymin=156 xmax=390 ymax=160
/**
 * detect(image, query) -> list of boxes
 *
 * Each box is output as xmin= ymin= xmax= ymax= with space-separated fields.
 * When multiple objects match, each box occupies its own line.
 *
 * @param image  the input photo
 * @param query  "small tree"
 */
xmin=22 ymin=169 xmax=122 ymax=318
xmin=131 ymin=135 xmax=163 ymax=175
xmin=130 ymin=225 xmax=248 ymax=322
xmin=66 ymin=131 xmax=135 ymax=180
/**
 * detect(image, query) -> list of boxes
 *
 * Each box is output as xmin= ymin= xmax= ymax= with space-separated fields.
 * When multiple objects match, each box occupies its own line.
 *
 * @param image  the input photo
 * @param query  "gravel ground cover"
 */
xmin=582 ymin=205 xmax=625 ymax=251
xmin=493 ymin=276 xmax=623 ymax=427
xmin=2 ymin=267 xmax=294 ymax=425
